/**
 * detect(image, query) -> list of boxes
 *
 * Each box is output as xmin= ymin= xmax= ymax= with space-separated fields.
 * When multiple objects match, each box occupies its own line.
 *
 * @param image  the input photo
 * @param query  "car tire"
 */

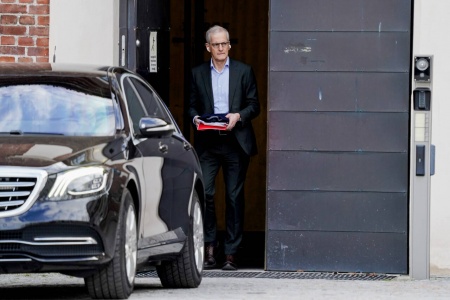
xmin=84 ymin=188 xmax=137 ymax=299
xmin=156 ymin=189 xmax=204 ymax=288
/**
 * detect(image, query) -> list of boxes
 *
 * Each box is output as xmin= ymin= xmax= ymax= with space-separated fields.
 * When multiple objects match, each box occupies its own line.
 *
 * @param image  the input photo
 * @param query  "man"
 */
xmin=188 ymin=25 xmax=260 ymax=271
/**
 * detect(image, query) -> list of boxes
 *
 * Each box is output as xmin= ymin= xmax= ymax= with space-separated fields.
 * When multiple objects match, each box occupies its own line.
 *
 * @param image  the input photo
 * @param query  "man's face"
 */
xmin=207 ymin=31 xmax=230 ymax=63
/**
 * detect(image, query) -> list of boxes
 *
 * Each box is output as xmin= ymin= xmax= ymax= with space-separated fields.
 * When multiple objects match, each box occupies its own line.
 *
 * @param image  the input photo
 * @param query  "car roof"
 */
xmin=0 ymin=63 xmax=115 ymax=77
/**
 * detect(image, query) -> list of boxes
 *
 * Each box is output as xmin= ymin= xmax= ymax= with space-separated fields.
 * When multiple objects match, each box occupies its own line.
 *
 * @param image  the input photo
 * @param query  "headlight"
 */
xmin=47 ymin=166 xmax=111 ymax=200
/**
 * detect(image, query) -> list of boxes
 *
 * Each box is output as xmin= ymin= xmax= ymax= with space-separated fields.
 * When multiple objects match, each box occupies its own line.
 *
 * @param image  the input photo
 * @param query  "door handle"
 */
xmin=183 ymin=142 xmax=192 ymax=151
xmin=159 ymin=142 xmax=168 ymax=154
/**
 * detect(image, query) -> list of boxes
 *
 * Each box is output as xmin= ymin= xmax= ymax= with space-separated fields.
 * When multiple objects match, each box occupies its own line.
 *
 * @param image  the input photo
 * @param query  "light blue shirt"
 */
xmin=210 ymin=58 xmax=229 ymax=114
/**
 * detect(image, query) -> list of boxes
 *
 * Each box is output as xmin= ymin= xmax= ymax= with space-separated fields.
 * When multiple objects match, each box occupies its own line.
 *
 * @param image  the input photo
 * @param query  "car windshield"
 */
xmin=0 ymin=84 xmax=115 ymax=136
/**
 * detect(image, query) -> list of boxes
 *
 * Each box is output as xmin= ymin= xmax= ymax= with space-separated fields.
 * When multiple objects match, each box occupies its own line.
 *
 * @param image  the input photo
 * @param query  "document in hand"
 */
xmin=197 ymin=114 xmax=229 ymax=131
xmin=197 ymin=120 xmax=228 ymax=131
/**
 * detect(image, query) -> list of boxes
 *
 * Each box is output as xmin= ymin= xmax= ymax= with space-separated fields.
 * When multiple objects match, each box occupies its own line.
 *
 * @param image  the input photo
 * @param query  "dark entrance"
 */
xmin=120 ymin=0 xmax=269 ymax=268
xmin=267 ymin=0 xmax=412 ymax=273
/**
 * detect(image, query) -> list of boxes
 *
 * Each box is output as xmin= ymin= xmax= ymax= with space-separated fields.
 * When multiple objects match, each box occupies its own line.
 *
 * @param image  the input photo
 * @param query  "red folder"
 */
xmin=197 ymin=120 xmax=228 ymax=131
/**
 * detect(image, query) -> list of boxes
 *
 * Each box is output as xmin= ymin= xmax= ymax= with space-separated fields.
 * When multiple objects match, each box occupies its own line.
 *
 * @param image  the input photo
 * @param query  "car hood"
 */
xmin=0 ymin=136 xmax=126 ymax=170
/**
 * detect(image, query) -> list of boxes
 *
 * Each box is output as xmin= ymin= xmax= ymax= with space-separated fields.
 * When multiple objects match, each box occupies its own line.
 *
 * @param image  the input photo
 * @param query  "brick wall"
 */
xmin=0 ymin=0 xmax=49 ymax=63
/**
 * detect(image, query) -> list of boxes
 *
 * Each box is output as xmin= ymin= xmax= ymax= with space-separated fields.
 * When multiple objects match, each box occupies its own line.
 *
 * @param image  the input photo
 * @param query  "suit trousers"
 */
xmin=199 ymin=131 xmax=250 ymax=255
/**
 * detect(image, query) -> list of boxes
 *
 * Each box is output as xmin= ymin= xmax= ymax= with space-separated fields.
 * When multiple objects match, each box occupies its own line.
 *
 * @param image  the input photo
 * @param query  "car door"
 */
xmin=121 ymin=75 xmax=196 ymax=244
xmin=121 ymin=75 xmax=168 ymax=246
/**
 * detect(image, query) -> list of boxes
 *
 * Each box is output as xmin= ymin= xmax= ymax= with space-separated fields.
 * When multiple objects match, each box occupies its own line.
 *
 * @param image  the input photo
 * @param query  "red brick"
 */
xmin=18 ymin=36 xmax=34 ymax=46
xmin=1 ymin=15 xmax=18 ymax=25
xmin=2 ymin=0 xmax=18 ymax=4
xmin=20 ymin=0 xmax=35 ymax=3
xmin=36 ymin=56 xmax=49 ymax=62
xmin=27 ymin=46 xmax=48 ymax=57
xmin=0 ymin=25 xmax=27 ymax=35
xmin=37 ymin=0 xmax=50 ymax=4
xmin=1 ymin=36 xmax=16 ymax=45
xmin=18 ymin=57 xmax=34 ymax=62
xmin=28 ymin=5 xmax=49 ymax=15
xmin=0 ymin=46 xmax=25 ymax=55
xmin=37 ymin=15 xmax=49 ymax=26
xmin=0 ymin=56 xmax=16 ymax=63
xmin=29 ymin=26 xmax=49 ymax=37
xmin=0 ymin=4 xmax=27 ymax=14
xmin=19 ymin=15 xmax=35 ymax=25
xmin=36 ymin=37 xmax=48 ymax=47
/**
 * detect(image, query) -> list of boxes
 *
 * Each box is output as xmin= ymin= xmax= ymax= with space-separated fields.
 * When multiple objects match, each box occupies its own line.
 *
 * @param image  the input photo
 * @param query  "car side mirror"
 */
xmin=138 ymin=117 xmax=175 ymax=137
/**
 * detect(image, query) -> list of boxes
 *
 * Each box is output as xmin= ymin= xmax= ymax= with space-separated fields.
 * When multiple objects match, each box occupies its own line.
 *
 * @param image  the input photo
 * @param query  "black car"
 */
xmin=0 ymin=63 xmax=205 ymax=299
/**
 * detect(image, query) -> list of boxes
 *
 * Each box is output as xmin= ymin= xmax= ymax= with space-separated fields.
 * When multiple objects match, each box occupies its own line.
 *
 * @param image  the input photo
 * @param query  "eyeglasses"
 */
xmin=209 ymin=42 xmax=230 ymax=49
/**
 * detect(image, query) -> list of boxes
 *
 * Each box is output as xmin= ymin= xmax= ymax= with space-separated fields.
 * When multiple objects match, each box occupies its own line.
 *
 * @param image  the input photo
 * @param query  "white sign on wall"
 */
xmin=149 ymin=31 xmax=157 ymax=73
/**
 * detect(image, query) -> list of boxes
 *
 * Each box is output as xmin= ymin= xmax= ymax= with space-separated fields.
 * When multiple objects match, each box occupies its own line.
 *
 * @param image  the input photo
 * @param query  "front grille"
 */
xmin=0 ymin=168 xmax=47 ymax=218
xmin=0 ymin=230 xmax=22 ymax=240
xmin=0 ymin=177 xmax=36 ymax=211
xmin=0 ymin=243 xmax=21 ymax=251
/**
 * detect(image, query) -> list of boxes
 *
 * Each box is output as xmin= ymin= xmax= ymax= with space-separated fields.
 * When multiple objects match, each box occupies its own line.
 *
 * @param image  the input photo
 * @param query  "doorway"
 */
xmin=169 ymin=0 xmax=269 ymax=268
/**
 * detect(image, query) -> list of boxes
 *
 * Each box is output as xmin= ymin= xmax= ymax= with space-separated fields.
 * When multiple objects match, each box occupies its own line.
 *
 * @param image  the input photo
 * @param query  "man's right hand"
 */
xmin=193 ymin=116 xmax=200 ymax=126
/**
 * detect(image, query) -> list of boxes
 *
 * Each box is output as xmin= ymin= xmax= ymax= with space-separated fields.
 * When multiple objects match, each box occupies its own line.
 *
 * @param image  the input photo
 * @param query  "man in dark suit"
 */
xmin=188 ymin=25 xmax=260 ymax=271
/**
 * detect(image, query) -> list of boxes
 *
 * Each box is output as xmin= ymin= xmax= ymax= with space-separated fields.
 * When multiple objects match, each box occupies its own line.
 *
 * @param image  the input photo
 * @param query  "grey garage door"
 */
xmin=267 ymin=0 xmax=411 ymax=273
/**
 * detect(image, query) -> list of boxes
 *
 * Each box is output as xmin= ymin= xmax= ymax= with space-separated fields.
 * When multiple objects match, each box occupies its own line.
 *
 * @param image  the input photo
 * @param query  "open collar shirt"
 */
xmin=210 ymin=57 xmax=230 ymax=114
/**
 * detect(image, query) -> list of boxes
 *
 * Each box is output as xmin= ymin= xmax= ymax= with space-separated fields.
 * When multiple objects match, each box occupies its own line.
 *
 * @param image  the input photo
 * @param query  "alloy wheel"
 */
xmin=192 ymin=201 xmax=204 ymax=272
xmin=125 ymin=205 xmax=137 ymax=283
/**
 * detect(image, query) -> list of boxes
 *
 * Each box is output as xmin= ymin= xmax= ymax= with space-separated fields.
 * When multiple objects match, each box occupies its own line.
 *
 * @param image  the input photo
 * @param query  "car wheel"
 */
xmin=84 ymin=188 xmax=137 ymax=299
xmin=156 ymin=189 xmax=204 ymax=288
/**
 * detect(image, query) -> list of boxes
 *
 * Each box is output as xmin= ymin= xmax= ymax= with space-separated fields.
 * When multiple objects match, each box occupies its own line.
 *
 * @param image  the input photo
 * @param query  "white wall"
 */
xmin=49 ymin=0 xmax=119 ymax=65
xmin=414 ymin=0 xmax=450 ymax=276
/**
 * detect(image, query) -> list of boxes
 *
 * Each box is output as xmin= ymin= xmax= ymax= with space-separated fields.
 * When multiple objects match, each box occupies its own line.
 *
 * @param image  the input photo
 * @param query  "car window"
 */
xmin=122 ymin=78 xmax=147 ymax=133
xmin=129 ymin=78 xmax=169 ymax=121
xmin=122 ymin=76 xmax=171 ymax=133
xmin=0 ymin=84 xmax=115 ymax=136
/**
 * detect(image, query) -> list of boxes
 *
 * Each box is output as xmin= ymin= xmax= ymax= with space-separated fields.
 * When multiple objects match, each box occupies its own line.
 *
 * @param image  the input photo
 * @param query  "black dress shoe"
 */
xmin=204 ymin=243 xmax=217 ymax=269
xmin=222 ymin=254 xmax=237 ymax=271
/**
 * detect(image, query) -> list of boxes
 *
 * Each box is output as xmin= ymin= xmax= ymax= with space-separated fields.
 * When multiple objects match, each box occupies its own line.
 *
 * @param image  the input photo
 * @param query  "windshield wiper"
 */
xmin=23 ymin=132 xmax=65 ymax=136
xmin=10 ymin=130 xmax=23 ymax=135
xmin=0 ymin=130 xmax=64 ymax=136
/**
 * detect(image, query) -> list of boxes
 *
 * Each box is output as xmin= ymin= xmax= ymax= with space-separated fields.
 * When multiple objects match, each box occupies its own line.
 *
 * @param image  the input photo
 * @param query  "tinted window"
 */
xmin=123 ymin=77 xmax=171 ymax=133
xmin=0 ymin=84 xmax=115 ymax=136
xmin=123 ymin=78 xmax=147 ymax=133
xmin=129 ymin=78 xmax=169 ymax=122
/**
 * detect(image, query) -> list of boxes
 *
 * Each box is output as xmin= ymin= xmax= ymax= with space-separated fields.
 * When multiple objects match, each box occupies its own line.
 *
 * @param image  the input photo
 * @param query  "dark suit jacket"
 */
xmin=188 ymin=59 xmax=260 ymax=156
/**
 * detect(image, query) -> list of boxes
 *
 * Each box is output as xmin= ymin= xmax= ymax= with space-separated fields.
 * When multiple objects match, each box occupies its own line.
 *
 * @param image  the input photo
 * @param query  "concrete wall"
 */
xmin=49 ymin=0 xmax=119 ymax=65
xmin=414 ymin=0 xmax=450 ymax=276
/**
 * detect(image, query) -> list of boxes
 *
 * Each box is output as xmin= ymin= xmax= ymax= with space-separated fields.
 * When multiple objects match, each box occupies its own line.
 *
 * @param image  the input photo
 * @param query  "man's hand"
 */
xmin=225 ymin=113 xmax=240 ymax=131
xmin=194 ymin=116 xmax=200 ymax=126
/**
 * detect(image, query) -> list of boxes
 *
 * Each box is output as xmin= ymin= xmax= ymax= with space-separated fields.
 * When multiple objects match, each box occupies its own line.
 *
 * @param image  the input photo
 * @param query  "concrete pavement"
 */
xmin=1 ymin=270 xmax=450 ymax=299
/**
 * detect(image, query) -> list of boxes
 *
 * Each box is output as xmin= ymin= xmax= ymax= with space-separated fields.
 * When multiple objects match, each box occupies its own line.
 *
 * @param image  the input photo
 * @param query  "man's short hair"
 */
xmin=205 ymin=25 xmax=230 ymax=43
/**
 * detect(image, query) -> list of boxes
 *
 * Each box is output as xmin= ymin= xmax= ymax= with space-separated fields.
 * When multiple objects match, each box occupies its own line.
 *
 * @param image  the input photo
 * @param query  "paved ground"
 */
xmin=1 ymin=270 xmax=450 ymax=299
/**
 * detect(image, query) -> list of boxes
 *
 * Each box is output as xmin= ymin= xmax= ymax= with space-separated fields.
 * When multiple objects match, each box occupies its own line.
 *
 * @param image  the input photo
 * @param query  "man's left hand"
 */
xmin=225 ymin=113 xmax=240 ymax=131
